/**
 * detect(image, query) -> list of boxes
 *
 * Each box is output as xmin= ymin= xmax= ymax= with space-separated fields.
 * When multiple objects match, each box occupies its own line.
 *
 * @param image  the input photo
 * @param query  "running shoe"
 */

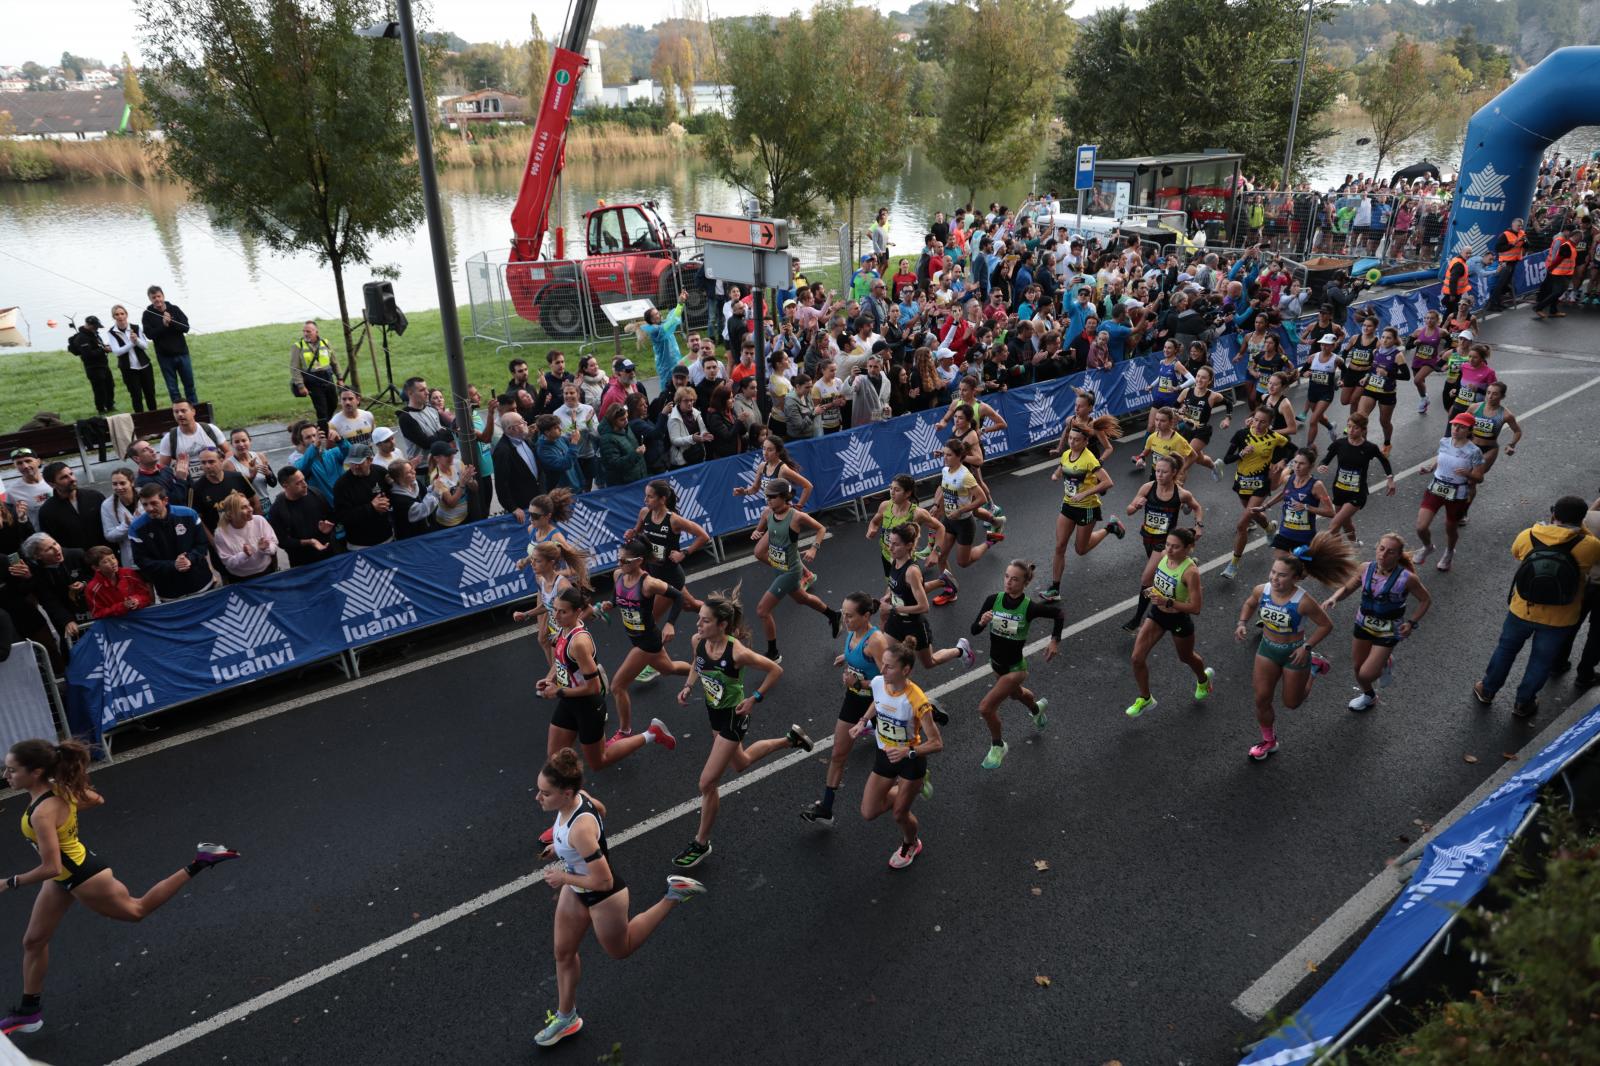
xmin=1248 ymin=736 xmax=1279 ymax=761
xmin=1031 ymin=698 xmax=1049 ymax=729
xmin=1413 ymin=544 xmax=1433 ymax=566
xmin=932 ymin=588 xmax=958 ymax=607
xmin=606 ymin=727 xmax=634 ymax=747
xmin=1209 ymin=463 xmax=1221 ymax=482
xmin=645 ymin=719 xmax=676 ymax=751
xmin=671 ymin=840 xmax=711 ymax=868
xmin=1221 ymin=560 xmax=1239 ymax=580
xmin=989 ymin=511 xmax=1008 ymax=533
xmin=1131 ymin=454 xmax=1146 ymax=468
xmin=1105 ymin=517 xmax=1126 ymax=540
xmin=980 ymin=742 xmax=1008 ymax=770
xmin=1435 ymin=549 xmax=1454 ymax=572
xmin=635 ymin=665 xmax=660 ymax=684
xmin=827 ymin=608 xmax=843 ymax=638
xmin=1418 ymin=396 xmax=1430 ymax=415
xmin=665 ymin=875 xmax=707 ymax=903
xmin=1125 ymin=695 xmax=1156 ymax=718
xmin=590 ymin=602 xmax=610 ymax=625
xmin=888 ymin=838 xmax=924 ymax=869
xmin=940 ymin=570 xmax=958 ymax=597
xmin=930 ymin=700 xmax=950 ymax=726
xmin=985 ymin=530 xmax=1006 ymax=544
xmin=534 ymin=1010 xmax=582 ymax=1048
xmin=1039 ymin=583 xmax=1061 ymax=603
xmin=1310 ymin=652 xmax=1332 ymax=676
xmin=540 ymin=826 xmax=554 ymax=846
xmin=193 ymin=843 xmax=240 ymax=868
xmin=913 ymin=543 xmax=934 ymax=561
xmin=956 ymin=637 xmax=975 ymax=667
xmin=1348 ymin=691 xmax=1377 ymax=712
xmin=1195 ymin=667 xmax=1215 ymax=701
xmin=787 ymin=724 xmax=814 ymax=752
xmin=1120 ymin=617 xmax=1142 ymax=633
xmin=1267 ymin=520 xmax=1279 ymax=536
xmin=802 ymin=569 xmax=817 ymax=592
xmin=0 ymin=1008 xmax=41 ymax=1036
xmin=799 ymin=801 xmax=835 ymax=827
xmin=920 ymin=773 xmax=934 ymax=800
xmin=1379 ymin=655 xmax=1396 ymax=689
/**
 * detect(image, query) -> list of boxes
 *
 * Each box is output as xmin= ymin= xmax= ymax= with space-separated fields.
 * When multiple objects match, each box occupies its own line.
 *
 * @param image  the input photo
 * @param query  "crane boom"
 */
xmin=508 ymin=0 xmax=601 ymax=264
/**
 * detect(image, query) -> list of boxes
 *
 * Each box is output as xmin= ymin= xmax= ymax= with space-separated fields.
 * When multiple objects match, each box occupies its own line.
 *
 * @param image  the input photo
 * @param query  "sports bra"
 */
xmin=1258 ymin=586 xmax=1307 ymax=638
xmin=551 ymin=796 xmax=609 ymax=890
xmin=1470 ymin=403 xmax=1506 ymax=445
xmin=21 ymin=792 xmax=87 ymax=883
xmin=842 ymin=626 xmax=880 ymax=696
xmin=1153 ymin=555 xmax=1194 ymax=605
xmin=886 ymin=559 xmax=917 ymax=614
xmin=1344 ymin=336 xmax=1377 ymax=370
xmin=693 ymin=637 xmax=745 ymax=710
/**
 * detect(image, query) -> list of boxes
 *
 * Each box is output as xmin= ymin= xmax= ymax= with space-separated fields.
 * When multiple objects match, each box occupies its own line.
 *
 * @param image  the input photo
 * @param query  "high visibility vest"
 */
xmin=1442 ymin=255 xmax=1469 ymax=299
xmin=295 ymin=338 xmax=333 ymax=373
xmin=1550 ymin=236 xmax=1578 ymax=276
xmin=1497 ymin=229 xmax=1526 ymax=263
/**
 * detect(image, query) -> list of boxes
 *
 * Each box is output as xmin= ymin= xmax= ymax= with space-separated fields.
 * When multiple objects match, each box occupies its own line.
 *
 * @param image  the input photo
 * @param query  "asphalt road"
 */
xmin=4 ymin=310 xmax=1599 ymax=1066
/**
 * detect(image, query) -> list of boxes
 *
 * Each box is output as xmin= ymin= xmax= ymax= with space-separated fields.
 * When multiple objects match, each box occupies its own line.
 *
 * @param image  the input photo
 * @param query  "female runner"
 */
xmin=1056 ymin=389 xmax=1123 ymax=461
xmin=1439 ymin=329 xmax=1472 ymax=413
xmin=934 ymin=378 xmax=1008 ymax=527
xmin=865 ymin=474 xmax=945 ymax=578
xmin=849 ymin=642 xmax=944 ymax=869
xmin=930 ymin=439 xmax=999 ymax=598
xmin=1121 ymin=455 xmax=1203 ymax=631
xmin=0 ymin=740 xmax=238 ymax=1036
xmin=1147 ymin=340 xmax=1197 ymax=433
xmin=1254 ymin=447 xmax=1336 ymax=563
xmin=533 ymin=747 xmax=705 ymax=1049
xmin=1415 ymin=413 xmax=1488 ymax=572
xmin=1258 ymin=372 xmax=1300 ymax=476
xmin=751 ymin=477 xmax=843 ymax=662
xmin=1443 ymin=295 xmax=1477 ymax=345
xmin=525 ymin=488 xmax=578 ymax=556
xmin=1302 ymin=334 xmax=1343 ymax=451
xmin=598 ymin=539 xmax=691 ymax=743
xmin=882 ymin=525 xmax=973 ymax=673
xmin=512 ymin=541 xmax=587 ymax=671
xmin=1175 ymin=364 xmax=1232 ymax=481
xmin=734 ymin=437 xmax=814 ymax=574
xmin=1221 ymin=407 xmax=1290 ymax=580
xmin=1132 ymin=406 xmax=1208 ymax=480
xmin=1446 ymin=343 xmax=1498 ymax=425
xmin=1238 ymin=314 xmax=1273 ymax=405
xmin=1353 ymin=327 xmax=1407 ymax=453
xmin=1317 ymin=412 xmax=1395 ymax=543
xmin=970 ymin=560 xmax=1062 ymax=770
xmin=1339 ymin=315 xmax=1380 ymax=410
xmin=1043 ymin=424 xmax=1125 ymax=603
xmin=801 ymin=591 xmax=894 ymax=827
xmin=1321 ymin=534 xmax=1432 ymax=712
xmin=539 ymin=587 xmax=675 ymax=773
xmin=626 ymin=480 xmax=710 ymax=677
xmin=672 ymin=588 xmax=811 ymax=869
xmin=1248 ymin=332 xmax=1296 ymax=409
xmin=948 ymin=405 xmax=1005 ymax=538
xmin=1463 ymin=380 xmax=1522 ymax=518
xmin=1407 ymin=310 xmax=1446 ymax=414
xmin=1125 ymin=528 xmax=1213 ymax=719
xmin=1234 ymin=532 xmax=1357 ymax=760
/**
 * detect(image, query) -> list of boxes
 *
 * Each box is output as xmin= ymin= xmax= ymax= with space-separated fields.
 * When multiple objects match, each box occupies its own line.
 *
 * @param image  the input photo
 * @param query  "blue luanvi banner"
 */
xmin=1240 ymin=701 xmax=1600 ymax=1064
xmin=70 ymin=277 xmax=1521 ymax=736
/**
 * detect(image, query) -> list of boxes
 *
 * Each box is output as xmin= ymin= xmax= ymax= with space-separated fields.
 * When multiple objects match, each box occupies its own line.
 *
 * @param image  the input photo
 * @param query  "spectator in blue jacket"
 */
xmin=288 ymin=419 xmax=349 ymax=506
xmin=532 ymin=414 xmax=582 ymax=494
xmin=129 ymin=483 xmax=215 ymax=600
xmin=640 ymin=293 xmax=688 ymax=386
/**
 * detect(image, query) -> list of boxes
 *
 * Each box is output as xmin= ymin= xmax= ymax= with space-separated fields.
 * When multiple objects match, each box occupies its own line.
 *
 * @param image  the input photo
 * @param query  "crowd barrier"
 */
xmin=1240 ymin=701 xmax=1600 ymax=1064
xmin=72 ymin=267 xmax=1566 ymax=741
xmin=0 ymin=642 xmax=67 ymax=754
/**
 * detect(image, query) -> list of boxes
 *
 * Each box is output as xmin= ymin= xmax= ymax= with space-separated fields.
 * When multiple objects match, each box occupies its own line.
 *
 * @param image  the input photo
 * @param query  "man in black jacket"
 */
xmin=129 ymin=484 xmax=216 ymax=600
xmin=268 ymin=467 xmax=343 ymax=568
xmin=492 ymin=413 xmax=541 ymax=519
xmin=37 ymin=463 xmax=108 ymax=553
xmin=67 ymin=316 xmax=117 ymax=413
xmin=332 ymin=445 xmax=394 ymax=548
xmin=140 ymin=285 xmax=198 ymax=405
xmin=18 ymin=534 xmax=90 ymax=662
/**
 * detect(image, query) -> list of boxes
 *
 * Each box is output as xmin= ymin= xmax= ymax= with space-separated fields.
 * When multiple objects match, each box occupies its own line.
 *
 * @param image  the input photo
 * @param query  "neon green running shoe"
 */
xmin=980 ymin=742 xmax=1008 ymax=770
xmin=1125 ymin=695 xmax=1157 ymax=718
xmin=1030 ymin=698 xmax=1049 ymax=730
xmin=920 ymin=772 xmax=934 ymax=800
xmin=635 ymin=665 xmax=659 ymax=684
xmin=1195 ymin=667 xmax=1215 ymax=701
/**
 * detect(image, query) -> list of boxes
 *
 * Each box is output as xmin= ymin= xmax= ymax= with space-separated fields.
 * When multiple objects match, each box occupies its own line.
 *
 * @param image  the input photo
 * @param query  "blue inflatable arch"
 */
xmin=1443 ymin=45 xmax=1600 ymax=265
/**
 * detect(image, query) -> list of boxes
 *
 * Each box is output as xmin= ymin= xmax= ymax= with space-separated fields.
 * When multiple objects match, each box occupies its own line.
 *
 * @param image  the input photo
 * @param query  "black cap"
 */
xmin=428 ymin=441 xmax=455 ymax=458
xmin=83 ymin=315 xmax=103 ymax=328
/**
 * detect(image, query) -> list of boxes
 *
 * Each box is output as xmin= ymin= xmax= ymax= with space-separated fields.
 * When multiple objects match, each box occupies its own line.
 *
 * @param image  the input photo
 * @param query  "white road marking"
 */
xmin=102 ymin=360 xmax=1600 ymax=1063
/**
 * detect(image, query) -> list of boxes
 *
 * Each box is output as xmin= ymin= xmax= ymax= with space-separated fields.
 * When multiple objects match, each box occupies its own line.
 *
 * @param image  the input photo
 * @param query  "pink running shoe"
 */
xmin=192 ymin=843 xmax=239 ymax=868
xmin=888 ymin=838 xmax=924 ymax=869
xmin=1249 ymin=737 xmax=1280 ymax=761
xmin=645 ymin=718 xmax=676 ymax=751
xmin=605 ymin=728 xmax=634 ymax=747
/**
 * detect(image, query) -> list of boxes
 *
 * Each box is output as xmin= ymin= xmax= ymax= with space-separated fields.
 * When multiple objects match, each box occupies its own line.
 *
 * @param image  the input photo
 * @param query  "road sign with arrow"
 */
xmin=694 ymin=213 xmax=789 ymax=251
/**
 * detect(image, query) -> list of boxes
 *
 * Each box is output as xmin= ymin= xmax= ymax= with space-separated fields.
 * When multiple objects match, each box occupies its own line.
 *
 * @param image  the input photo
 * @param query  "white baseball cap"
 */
xmin=372 ymin=427 xmax=395 ymax=444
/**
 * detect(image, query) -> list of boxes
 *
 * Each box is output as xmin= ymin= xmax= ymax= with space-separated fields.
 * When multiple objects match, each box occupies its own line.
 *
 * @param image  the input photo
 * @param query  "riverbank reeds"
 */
xmin=0 ymin=135 xmax=161 ymax=183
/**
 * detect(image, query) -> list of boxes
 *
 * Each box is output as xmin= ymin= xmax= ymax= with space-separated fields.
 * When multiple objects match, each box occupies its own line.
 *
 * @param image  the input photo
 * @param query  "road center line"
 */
xmin=103 ymin=368 xmax=1600 ymax=1062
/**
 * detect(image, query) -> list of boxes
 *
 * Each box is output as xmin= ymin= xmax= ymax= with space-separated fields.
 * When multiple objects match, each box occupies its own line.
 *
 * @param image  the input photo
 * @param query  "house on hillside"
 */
xmin=439 ymin=88 xmax=528 ymax=127
xmin=0 ymin=87 xmax=129 ymax=139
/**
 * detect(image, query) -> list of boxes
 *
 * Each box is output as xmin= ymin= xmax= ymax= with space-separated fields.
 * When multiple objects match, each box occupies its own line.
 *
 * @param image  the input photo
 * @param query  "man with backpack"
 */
xmin=1473 ymin=495 xmax=1600 ymax=719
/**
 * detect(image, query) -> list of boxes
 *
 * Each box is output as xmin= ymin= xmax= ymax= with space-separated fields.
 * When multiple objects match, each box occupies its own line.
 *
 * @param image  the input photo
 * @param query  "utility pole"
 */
xmin=1281 ymin=0 xmax=1318 ymax=191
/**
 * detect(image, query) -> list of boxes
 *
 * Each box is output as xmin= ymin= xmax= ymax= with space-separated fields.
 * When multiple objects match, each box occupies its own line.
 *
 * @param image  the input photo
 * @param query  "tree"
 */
xmin=119 ymin=54 xmax=153 ymax=135
xmin=651 ymin=34 xmax=696 ymax=113
xmin=1049 ymin=0 xmax=1342 ymax=189
xmin=659 ymin=68 xmax=679 ymax=125
xmin=708 ymin=1 xmax=910 ymax=232
xmin=1357 ymin=36 xmax=1466 ymax=177
xmin=59 ymin=52 xmax=101 ymax=81
xmin=140 ymin=0 xmax=426 ymax=386
xmin=526 ymin=14 xmax=551 ymax=107
xmin=925 ymin=0 xmax=1068 ymax=204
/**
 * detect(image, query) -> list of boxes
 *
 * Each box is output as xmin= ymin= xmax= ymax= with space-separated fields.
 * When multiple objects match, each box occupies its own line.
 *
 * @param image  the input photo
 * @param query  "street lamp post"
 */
xmin=366 ymin=0 xmax=482 ymax=515
xmin=1280 ymin=0 xmax=1318 ymax=190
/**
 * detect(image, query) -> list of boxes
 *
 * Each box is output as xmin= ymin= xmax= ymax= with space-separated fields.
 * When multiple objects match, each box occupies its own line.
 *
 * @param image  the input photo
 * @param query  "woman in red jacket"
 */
xmin=83 ymin=546 xmax=153 ymax=618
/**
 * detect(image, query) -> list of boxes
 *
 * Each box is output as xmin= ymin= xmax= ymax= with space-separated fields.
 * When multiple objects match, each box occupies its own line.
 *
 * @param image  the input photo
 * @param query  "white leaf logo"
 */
xmin=1452 ymin=223 xmax=1490 ymax=257
xmin=667 ymin=480 xmax=709 ymax=524
xmin=86 ymin=633 xmax=144 ymax=689
xmin=903 ymin=419 xmax=942 ymax=456
xmin=334 ymin=557 xmax=413 ymax=620
xmin=837 ymin=436 xmax=880 ymax=481
xmin=201 ymin=595 xmax=288 ymax=660
xmin=560 ymin=501 xmax=615 ymax=564
xmin=451 ymin=528 xmax=520 ymax=587
xmin=1024 ymin=391 xmax=1059 ymax=431
xmin=1397 ymin=827 xmax=1501 ymax=914
xmin=1463 ymin=164 xmax=1507 ymax=201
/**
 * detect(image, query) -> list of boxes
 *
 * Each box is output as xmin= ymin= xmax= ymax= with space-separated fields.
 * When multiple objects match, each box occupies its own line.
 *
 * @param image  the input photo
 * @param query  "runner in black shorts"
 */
xmin=1340 ymin=316 xmax=1380 ymax=409
xmin=1318 ymin=411 xmax=1394 ymax=543
xmin=849 ymin=642 xmax=944 ymax=870
xmin=1125 ymin=529 xmax=1213 ymax=719
xmin=1120 ymin=454 xmax=1202 ymax=630
xmin=1175 ymin=365 xmax=1232 ymax=482
xmin=1302 ymin=334 xmax=1343 ymax=451
xmin=628 ymin=479 xmax=710 ymax=637
xmin=599 ymin=538 xmax=692 ymax=742
xmin=970 ymin=560 xmax=1062 ymax=771
xmin=800 ymin=592 xmax=894 ymax=827
xmin=883 ymin=525 xmax=973 ymax=674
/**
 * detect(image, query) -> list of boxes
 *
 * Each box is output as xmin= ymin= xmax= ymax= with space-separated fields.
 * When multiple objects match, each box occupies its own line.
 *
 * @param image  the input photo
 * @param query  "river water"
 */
xmin=2 ymin=121 xmax=1596 ymax=350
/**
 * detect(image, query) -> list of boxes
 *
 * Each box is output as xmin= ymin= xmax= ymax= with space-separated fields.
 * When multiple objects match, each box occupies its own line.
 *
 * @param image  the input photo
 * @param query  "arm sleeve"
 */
xmin=1028 ymin=600 xmax=1066 ymax=641
xmin=970 ymin=600 xmax=990 ymax=635
xmin=1223 ymin=430 xmax=1248 ymax=465
xmin=1372 ymin=443 xmax=1393 ymax=476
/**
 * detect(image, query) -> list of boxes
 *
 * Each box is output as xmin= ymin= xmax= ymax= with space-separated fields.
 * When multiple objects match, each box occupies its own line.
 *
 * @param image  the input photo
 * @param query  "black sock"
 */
xmin=820 ymin=785 xmax=837 ymax=815
xmin=766 ymin=641 xmax=779 ymax=658
xmin=19 ymin=993 xmax=39 ymax=1012
xmin=186 ymin=860 xmax=207 ymax=877
xmin=1129 ymin=593 xmax=1149 ymax=625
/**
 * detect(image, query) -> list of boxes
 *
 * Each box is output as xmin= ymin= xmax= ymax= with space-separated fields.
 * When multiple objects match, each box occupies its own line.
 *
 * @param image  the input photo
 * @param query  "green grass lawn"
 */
xmin=4 ymin=262 xmax=847 ymax=435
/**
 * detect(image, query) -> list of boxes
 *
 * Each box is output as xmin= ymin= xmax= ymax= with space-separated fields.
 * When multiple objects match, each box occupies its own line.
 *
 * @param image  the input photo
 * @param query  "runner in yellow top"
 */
xmin=1221 ymin=406 xmax=1290 ymax=579
xmin=1132 ymin=406 xmax=1210 ymax=481
xmin=1042 ymin=423 xmax=1124 ymax=602
xmin=849 ymin=642 xmax=944 ymax=869
xmin=0 ymin=739 xmax=239 ymax=1036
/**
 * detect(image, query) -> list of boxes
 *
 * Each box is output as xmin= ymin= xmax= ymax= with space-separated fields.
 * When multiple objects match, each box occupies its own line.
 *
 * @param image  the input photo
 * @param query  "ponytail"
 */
xmin=9 ymin=738 xmax=93 ymax=808
xmin=532 ymin=487 xmax=574 ymax=525
xmin=1288 ymin=530 xmax=1360 ymax=587
xmin=844 ymin=591 xmax=881 ymax=617
xmin=541 ymin=747 xmax=584 ymax=793
xmin=647 ymin=478 xmax=678 ymax=513
xmin=531 ymin=541 xmax=591 ymax=590
xmin=881 ymin=640 xmax=918 ymax=670
xmin=703 ymin=584 xmax=749 ymax=643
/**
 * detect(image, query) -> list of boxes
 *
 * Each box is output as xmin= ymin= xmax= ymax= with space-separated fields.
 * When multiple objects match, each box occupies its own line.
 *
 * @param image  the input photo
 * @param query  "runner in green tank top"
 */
xmin=969 ymin=561 xmax=1063 ymax=770
xmin=1126 ymin=528 xmax=1214 ymax=719
xmin=753 ymin=478 xmax=841 ymax=664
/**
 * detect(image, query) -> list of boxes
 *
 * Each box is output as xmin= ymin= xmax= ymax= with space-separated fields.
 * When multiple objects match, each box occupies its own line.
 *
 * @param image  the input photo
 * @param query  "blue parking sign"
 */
xmin=1074 ymin=144 xmax=1097 ymax=191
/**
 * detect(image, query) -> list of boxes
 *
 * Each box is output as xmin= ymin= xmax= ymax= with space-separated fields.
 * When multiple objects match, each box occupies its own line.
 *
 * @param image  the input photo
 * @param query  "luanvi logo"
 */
xmin=1023 ymin=391 xmax=1062 ymax=444
xmin=836 ymin=435 xmax=885 ymax=496
xmin=202 ymin=595 xmax=296 ymax=682
xmin=1395 ymin=827 xmax=1500 ymax=915
xmin=1451 ymin=223 xmax=1491 ymax=258
xmin=452 ymin=528 xmax=529 ymax=607
xmin=334 ymin=557 xmax=418 ymax=642
xmin=85 ymin=633 xmax=156 ymax=723
xmin=1461 ymin=164 xmax=1508 ymax=205
xmin=903 ymin=419 xmax=944 ymax=477
xmin=561 ymin=501 xmax=620 ymax=569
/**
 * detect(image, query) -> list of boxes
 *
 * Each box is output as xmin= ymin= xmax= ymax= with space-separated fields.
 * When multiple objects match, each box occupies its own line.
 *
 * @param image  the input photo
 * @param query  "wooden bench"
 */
xmin=2 ymin=403 xmax=216 ymax=474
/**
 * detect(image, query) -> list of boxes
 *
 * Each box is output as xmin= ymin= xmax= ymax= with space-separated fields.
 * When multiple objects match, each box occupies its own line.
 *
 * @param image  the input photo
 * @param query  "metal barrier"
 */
xmin=0 ymin=641 xmax=69 ymax=751
xmin=464 ymin=246 xmax=710 ymax=349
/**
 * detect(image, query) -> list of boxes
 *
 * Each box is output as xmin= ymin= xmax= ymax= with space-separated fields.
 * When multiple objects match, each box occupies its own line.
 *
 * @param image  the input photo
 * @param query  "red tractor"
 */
xmin=501 ymin=0 xmax=705 ymax=339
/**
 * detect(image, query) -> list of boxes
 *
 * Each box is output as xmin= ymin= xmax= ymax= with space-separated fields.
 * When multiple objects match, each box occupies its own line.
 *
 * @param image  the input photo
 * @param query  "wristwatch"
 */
xmin=753 ymin=690 xmax=765 ymax=703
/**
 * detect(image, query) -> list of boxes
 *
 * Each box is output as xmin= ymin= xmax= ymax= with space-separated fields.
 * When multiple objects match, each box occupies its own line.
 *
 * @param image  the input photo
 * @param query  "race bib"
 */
xmin=1455 ymin=385 xmax=1478 ymax=406
xmin=1143 ymin=510 xmax=1171 ymax=535
xmin=845 ymin=668 xmax=870 ymax=695
xmin=1237 ymin=473 xmax=1264 ymax=494
xmin=1428 ymin=477 xmax=1462 ymax=500
xmin=553 ymin=661 xmax=572 ymax=688
xmin=621 ymin=606 xmax=644 ymax=632
xmin=650 ymin=541 xmax=667 ymax=561
xmin=1152 ymin=568 xmax=1177 ymax=599
xmin=990 ymin=613 xmax=1022 ymax=639
xmin=875 ymin=714 xmax=912 ymax=747
xmin=1310 ymin=370 xmax=1332 ymax=386
xmin=768 ymin=542 xmax=790 ymax=570
xmin=1474 ymin=416 xmax=1495 ymax=438
xmin=1360 ymin=614 xmax=1395 ymax=636
xmin=1061 ymin=477 xmax=1083 ymax=501
xmin=1259 ymin=602 xmax=1293 ymax=632
xmin=1366 ymin=369 xmax=1388 ymax=391
xmin=1285 ymin=504 xmax=1310 ymax=530
xmin=700 ymin=674 xmax=725 ymax=705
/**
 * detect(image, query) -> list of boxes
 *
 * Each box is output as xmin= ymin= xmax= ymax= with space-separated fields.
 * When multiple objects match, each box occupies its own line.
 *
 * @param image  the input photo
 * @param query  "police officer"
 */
xmin=67 ymin=315 xmax=117 ymax=414
xmin=289 ymin=320 xmax=342 ymax=422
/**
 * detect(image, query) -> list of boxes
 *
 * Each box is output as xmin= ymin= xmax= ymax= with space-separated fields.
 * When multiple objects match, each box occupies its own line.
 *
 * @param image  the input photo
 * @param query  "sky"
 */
xmin=1 ymin=0 xmax=1134 ymax=69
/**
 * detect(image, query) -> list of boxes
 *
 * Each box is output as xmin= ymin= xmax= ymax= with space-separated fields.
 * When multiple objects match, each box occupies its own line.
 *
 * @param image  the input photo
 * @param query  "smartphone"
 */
xmin=5 ymin=552 xmax=19 ymax=567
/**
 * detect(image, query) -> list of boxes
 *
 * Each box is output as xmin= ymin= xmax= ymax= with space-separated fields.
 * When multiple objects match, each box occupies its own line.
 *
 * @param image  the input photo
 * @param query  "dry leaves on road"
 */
xmin=1030 ymin=886 xmax=1043 ymax=896
xmin=1305 ymin=960 xmax=1319 ymax=973
xmin=1502 ymin=752 xmax=1519 ymax=761
xmin=1034 ymin=859 xmax=1050 ymax=872
xmin=1034 ymin=975 xmax=1052 ymax=988
xmin=1463 ymin=754 xmax=1480 ymax=764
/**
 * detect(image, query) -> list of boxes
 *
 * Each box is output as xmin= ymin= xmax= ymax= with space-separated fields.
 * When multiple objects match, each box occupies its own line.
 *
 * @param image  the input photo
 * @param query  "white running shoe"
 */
xmin=1348 ymin=691 xmax=1377 ymax=712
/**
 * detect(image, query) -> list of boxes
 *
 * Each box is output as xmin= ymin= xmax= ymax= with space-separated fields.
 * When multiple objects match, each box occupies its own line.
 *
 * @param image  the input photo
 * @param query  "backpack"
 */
xmin=166 ymin=421 xmax=221 ymax=459
xmin=1511 ymin=532 xmax=1582 ymax=606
